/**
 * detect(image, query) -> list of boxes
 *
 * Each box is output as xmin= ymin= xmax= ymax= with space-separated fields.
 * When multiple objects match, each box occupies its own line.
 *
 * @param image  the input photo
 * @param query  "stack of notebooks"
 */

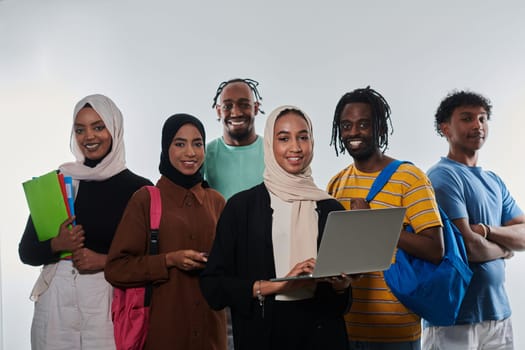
xmin=22 ymin=170 xmax=75 ymax=242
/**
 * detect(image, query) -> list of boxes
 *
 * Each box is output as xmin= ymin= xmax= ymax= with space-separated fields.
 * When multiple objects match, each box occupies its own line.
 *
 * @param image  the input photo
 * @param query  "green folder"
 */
xmin=22 ymin=170 xmax=69 ymax=241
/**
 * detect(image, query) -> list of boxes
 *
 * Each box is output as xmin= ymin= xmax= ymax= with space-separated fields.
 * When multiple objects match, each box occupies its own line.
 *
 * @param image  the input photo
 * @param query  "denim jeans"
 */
xmin=349 ymin=340 xmax=421 ymax=350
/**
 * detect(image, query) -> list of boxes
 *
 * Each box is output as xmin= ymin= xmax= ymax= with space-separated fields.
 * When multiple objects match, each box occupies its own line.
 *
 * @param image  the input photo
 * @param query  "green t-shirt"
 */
xmin=202 ymin=136 xmax=264 ymax=200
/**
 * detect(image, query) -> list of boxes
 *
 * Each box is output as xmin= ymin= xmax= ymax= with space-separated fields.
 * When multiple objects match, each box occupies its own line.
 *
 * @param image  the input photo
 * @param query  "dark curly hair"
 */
xmin=212 ymin=78 xmax=264 ymax=114
xmin=435 ymin=90 xmax=492 ymax=136
xmin=330 ymin=86 xmax=393 ymax=156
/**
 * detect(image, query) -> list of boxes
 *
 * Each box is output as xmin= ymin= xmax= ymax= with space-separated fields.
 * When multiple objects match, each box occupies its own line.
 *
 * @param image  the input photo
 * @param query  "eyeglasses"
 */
xmin=218 ymin=100 xmax=253 ymax=113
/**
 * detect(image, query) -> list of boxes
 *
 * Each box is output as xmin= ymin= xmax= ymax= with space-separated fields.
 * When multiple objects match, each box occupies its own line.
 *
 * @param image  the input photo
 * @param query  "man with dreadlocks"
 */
xmin=202 ymin=78 xmax=265 ymax=200
xmin=202 ymin=78 xmax=265 ymax=350
xmin=326 ymin=86 xmax=444 ymax=350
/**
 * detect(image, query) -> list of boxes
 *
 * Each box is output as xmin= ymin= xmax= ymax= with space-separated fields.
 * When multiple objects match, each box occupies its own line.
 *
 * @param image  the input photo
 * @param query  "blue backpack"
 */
xmin=366 ymin=160 xmax=473 ymax=326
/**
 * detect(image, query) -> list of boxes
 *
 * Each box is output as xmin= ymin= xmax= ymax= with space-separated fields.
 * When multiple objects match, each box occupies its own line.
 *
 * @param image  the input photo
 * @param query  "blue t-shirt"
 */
xmin=202 ymin=136 xmax=264 ymax=200
xmin=427 ymin=157 xmax=523 ymax=324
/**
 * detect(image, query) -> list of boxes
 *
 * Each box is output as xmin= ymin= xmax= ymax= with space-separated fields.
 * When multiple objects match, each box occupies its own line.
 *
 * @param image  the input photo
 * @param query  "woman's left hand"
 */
xmin=166 ymin=249 xmax=208 ymax=271
xmin=72 ymin=248 xmax=106 ymax=272
xmin=322 ymin=273 xmax=356 ymax=293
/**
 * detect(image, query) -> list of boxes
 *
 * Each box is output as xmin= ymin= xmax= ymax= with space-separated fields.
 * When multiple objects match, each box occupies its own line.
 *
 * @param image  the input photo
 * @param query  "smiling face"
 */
xmin=74 ymin=107 xmax=112 ymax=161
xmin=272 ymin=112 xmax=313 ymax=175
xmin=216 ymin=81 xmax=259 ymax=145
xmin=168 ymin=123 xmax=205 ymax=175
xmin=440 ymin=105 xmax=489 ymax=156
xmin=339 ymin=102 xmax=377 ymax=161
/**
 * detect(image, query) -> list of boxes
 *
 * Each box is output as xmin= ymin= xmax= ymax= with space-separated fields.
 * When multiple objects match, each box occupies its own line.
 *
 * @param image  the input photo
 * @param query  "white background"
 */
xmin=1 ymin=1 xmax=524 ymax=348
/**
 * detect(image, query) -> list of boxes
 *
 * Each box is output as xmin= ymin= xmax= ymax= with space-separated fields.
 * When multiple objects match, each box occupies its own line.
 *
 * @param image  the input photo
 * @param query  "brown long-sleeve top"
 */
xmin=105 ymin=176 xmax=226 ymax=350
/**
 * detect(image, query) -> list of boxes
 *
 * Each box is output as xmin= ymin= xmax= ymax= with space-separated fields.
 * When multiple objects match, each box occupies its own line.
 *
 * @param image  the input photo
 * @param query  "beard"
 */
xmin=224 ymin=115 xmax=255 ymax=142
xmin=344 ymin=138 xmax=377 ymax=161
xmin=227 ymin=126 xmax=253 ymax=142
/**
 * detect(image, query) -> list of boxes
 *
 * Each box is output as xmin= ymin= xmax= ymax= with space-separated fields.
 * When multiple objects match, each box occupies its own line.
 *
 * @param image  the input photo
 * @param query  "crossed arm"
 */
xmin=453 ymin=214 xmax=525 ymax=262
xmin=484 ymin=215 xmax=525 ymax=251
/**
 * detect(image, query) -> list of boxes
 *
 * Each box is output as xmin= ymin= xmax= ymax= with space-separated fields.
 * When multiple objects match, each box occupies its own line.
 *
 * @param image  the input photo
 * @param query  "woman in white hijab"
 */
xmin=19 ymin=94 xmax=152 ymax=350
xmin=201 ymin=106 xmax=352 ymax=350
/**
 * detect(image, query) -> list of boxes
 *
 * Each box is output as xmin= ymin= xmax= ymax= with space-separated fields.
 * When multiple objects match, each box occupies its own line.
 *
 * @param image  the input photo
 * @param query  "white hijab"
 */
xmin=263 ymin=105 xmax=331 ymax=273
xmin=59 ymin=94 xmax=127 ymax=181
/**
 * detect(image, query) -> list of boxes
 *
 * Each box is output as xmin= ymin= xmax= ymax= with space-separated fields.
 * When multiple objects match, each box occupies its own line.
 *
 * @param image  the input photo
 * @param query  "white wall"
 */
xmin=1 ymin=1 xmax=524 ymax=348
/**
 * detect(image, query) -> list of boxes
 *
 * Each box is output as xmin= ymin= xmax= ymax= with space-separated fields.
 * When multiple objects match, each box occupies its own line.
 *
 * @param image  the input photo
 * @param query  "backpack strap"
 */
xmin=146 ymin=186 xmax=161 ymax=255
xmin=144 ymin=186 xmax=161 ymax=306
xmin=366 ymin=160 xmax=411 ymax=202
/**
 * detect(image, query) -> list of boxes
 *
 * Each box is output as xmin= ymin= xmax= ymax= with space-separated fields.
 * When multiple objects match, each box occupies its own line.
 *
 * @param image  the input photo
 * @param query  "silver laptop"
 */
xmin=270 ymin=207 xmax=406 ymax=282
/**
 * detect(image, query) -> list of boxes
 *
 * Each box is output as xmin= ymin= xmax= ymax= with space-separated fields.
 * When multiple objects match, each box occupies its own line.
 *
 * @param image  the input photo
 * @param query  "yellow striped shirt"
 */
xmin=327 ymin=162 xmax=441 ymax=342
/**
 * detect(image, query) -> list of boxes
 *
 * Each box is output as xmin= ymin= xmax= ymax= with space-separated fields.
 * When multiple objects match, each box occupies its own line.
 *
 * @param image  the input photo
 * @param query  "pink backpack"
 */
xmin=112 ymin=186 xmax=161 ymax=350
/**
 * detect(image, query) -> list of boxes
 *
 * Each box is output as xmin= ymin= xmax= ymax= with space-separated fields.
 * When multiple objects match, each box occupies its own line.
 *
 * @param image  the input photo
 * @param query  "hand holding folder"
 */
xmin=23 ymin=170 xmax=76 ymax=257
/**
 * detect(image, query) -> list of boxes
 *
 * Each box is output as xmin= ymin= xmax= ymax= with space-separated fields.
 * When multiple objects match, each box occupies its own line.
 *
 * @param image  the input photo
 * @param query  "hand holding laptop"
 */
xmin=270 ymin=208 xmax=406 ymax=282
xmin=255 ymin=260 xmax=355 ymax=302
xmin=270 ymin=258 xmax=317 ymax=291
xmin=291 ymin=258 xmax=316 ymax=278
xmin=271 ymin=257 xmax=354 ymax=292
xmin=252 ymin=258 xmax=318 ymax=301
xmin=320 ymin=273 xmax=362 ymax=292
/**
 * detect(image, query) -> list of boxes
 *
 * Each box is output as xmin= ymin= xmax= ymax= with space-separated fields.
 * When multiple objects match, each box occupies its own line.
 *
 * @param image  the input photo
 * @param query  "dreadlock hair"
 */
xmin=212 ymin=78 xmax=265 ymax=114
xmin=330 ymin=86 xmax=393 ymax=156
xmin=434 ymin=90 xmax=492 ymax=137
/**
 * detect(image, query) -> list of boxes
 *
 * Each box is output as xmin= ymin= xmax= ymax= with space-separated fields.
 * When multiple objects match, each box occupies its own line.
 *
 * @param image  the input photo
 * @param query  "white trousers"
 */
xmin=422 ymin=318 xmax=514 ymax=350
xmin=31 ymin=260 xmax=116 ymax=350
